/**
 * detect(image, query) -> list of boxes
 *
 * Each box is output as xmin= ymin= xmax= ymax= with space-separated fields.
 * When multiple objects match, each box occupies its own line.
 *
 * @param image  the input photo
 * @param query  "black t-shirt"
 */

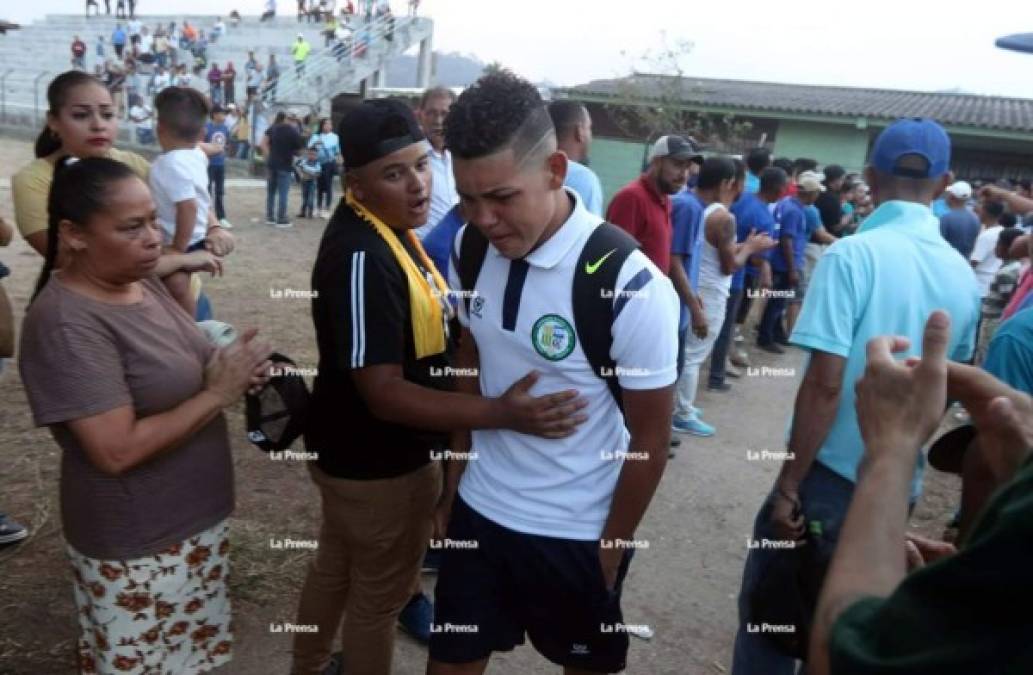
xmin=265 ymin=123 xmax=304 ymax=171
xmin=305 ymin=203 xmax=452 ymax=480
xmin=814 ymin=191 xmax=844 ymax=231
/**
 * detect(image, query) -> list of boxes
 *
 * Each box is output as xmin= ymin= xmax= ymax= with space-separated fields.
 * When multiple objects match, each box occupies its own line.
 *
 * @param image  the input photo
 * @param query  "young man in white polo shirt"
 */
xmin=427 ymin=71 xmax=679 ymax=675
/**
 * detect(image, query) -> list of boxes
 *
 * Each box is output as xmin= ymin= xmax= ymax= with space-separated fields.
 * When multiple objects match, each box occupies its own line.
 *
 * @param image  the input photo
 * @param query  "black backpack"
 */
xmin=456 ymin=222 xmax=641 ymax=413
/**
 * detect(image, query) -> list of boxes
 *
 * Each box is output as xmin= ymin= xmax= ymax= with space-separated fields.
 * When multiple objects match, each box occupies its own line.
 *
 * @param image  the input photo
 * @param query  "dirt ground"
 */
xmin=0 ymin=135 xmax=960 ymax=675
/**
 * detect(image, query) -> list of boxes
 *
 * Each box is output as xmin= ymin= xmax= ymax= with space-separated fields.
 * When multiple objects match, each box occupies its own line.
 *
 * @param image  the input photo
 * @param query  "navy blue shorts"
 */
xmin=429 ymin=497 xmax=633 ymax=673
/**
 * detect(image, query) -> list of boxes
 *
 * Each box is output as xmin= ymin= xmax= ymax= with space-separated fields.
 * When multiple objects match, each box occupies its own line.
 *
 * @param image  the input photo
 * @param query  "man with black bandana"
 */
xmin=292 ymin=99 xmax=589 ymax=675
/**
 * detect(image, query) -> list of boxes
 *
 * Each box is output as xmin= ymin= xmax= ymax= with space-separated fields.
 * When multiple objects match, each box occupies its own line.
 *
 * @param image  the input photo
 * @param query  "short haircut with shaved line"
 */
xmin=445 ymin=70 xmax=556 ymax=167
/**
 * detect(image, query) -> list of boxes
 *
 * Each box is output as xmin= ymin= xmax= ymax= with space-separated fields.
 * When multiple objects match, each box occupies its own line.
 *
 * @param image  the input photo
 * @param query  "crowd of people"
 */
xmin=2 ymin=55 xmax=1033 ymax=675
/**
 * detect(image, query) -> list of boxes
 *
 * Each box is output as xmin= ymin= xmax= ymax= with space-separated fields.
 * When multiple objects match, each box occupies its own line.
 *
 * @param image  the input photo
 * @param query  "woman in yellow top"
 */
xmin=12 ymin=70 xmax=234 ymax=318
xmin=12 ymin=71 xmax=152 ymax=257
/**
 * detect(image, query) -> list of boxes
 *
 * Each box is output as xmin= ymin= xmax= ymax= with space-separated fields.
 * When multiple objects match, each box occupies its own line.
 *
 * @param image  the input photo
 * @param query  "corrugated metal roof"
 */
xmin=560 ymin=75 xmax=1033 ymax=133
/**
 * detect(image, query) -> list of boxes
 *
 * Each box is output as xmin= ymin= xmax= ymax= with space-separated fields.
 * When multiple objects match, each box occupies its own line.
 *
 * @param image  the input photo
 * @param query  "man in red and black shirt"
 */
xmin=606 ymin=134 xmax=697 ymax=273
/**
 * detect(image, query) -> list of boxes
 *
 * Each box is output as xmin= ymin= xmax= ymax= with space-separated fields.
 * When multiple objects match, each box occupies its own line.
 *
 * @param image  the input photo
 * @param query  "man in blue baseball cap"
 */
xmin=730 ymin=118 xmax=983 ymax=675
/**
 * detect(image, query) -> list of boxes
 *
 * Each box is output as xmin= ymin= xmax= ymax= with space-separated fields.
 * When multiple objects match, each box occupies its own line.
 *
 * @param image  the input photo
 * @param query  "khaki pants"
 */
xmin=291 ymin=460 xmax=441 ymax=675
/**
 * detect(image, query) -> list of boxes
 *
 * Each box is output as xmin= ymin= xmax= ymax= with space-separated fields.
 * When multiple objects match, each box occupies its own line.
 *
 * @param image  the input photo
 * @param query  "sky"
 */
xmin=6 ymin=0 xmax=1033 ymax=98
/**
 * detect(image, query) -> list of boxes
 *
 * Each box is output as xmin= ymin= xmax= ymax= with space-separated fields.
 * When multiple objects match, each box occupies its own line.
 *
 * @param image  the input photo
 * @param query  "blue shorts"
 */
xmin=429 ymin=497 xmax=633 ymax=673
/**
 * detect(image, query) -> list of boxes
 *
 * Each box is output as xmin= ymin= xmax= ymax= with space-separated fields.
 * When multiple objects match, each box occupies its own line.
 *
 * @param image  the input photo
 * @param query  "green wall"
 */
xmin=773 ymin=120 xmax=870 ymax=172
xmin=589 ymin=137 xmax=649 ymax=210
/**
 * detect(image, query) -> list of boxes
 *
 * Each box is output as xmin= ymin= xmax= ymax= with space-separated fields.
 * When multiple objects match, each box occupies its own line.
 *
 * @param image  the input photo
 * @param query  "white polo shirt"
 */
xmin=448 ymin=189 xmax=679 ymax=541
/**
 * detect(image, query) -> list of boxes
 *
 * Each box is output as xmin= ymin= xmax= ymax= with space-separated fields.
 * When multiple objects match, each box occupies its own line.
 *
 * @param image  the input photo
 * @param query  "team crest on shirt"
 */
xmin=470 ymin=295 xmax=485 ymax=318
xmin=531 ymin=314 xmax=576 ymax=361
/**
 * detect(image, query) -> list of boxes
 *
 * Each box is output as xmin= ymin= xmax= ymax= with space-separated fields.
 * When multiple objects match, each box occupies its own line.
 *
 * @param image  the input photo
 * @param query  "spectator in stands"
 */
xmin=211 ymin=17 xmax=226 ymax=42
xmin=265 ymin=55 xmax=281 ymax=101
xmin=207 ymin=63 xmax=224 ymax=107
xmin=71 ymin=36 xmax=87 ymax=70
xmin=744 ymin=147 xmax=771 ymax=195
xmin=247 ymin=62 xmax=264 ymax=100
xmin=223 ymin=62 xmax=237 ymax=105
xmin=111 ymin=23 xmax=127 ymax=59
xmin=413 ymin=87 xmax=457 ymax=239
xmin=548 ymin=100 xmax=604 ymax=216
xmin=85 ymin=0 xmax=100 ymax=17
xmin=262 ymin=0 xmax=277 ymax=22
xmin=229 ymin=10 xmax=242 ymax=28
xmin=154 ymin=29 xmax=170 ymax=69
xmin=732 ymin=118 xmax=981 ymax=675
xmin=116 ymin=0 xmax=127 ymax=19
xmin=408 ymin=0 xmax=420 ymax=16
xmin=939 ymin=180 xmax=980 ymax=258
xmin=809 ymin=311 xmax=1033 ymax=675
xmin=259 ymin=111 xmax=305 ymax=227
xmin=94 ymin=35 xmax=105 ymax=68
xmin=128 ymin=0 xmax=136 ymax=18
xmin=151 ymin=65 xmax=172 ymax=98
xmin=292 ymin=33 xmax=312 ymax=77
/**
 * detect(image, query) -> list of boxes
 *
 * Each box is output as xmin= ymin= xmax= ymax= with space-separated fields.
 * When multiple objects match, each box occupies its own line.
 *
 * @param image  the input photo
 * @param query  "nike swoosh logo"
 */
xmin=585 ymin=248 xmax=617 ymax=274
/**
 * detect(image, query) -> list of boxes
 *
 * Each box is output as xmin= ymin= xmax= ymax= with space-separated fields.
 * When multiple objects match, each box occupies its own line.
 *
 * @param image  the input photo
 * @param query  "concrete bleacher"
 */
xmin=0 ymin=11 xmax=433 ymax=124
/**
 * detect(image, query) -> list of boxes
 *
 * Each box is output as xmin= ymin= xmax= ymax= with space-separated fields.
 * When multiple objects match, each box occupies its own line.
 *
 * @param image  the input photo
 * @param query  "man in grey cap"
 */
xmin=607 ymin=134 xmax=697 ymax=274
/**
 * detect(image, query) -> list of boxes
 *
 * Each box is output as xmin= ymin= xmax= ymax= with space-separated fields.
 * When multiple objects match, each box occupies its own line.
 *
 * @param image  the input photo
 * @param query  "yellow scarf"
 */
xmin=346 ymin=190 xmax=450 ymax=359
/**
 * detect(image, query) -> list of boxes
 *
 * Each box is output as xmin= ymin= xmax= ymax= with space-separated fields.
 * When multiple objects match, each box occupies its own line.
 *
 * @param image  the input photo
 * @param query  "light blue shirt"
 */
xmin=564 ymin=160 xmax=604 ymax=217
xmin=790 ymin=200 xmax=982 ymax=498
xmin=745 ymin=171 xmax=760 ymax=194
xmin=983 ymin=307 xmax=1033 ymax=395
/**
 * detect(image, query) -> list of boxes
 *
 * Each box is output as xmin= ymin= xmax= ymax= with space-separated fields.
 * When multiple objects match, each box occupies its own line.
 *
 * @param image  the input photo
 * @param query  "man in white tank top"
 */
xmin=673 ymin=157 xmax=776 ymax=437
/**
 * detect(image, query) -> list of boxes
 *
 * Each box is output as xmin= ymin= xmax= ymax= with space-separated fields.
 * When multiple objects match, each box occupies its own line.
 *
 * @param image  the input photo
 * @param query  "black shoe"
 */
xmin=774 ymin=336 xmax=792 ymax=347
xmin=670 ymin=436 xmax=681 ymax=447
xmin=756 ymin=341 xmax=785 ymax=354
xmin=0 ymin=515 xmax=28 ymax=545
xmin=707 ymin=381 xmax=732 ymax=392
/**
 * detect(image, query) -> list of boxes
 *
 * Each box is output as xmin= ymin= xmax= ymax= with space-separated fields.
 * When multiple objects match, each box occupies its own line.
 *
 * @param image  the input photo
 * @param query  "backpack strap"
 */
xmin=572 ymin=222 xmax=641 ymax=414
xmin=455 ymin=224 xmax=490 ymax=317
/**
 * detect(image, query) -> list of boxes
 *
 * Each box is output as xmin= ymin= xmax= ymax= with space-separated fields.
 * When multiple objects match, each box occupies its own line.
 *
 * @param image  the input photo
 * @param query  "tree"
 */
xmin=608 ymin=32 xmax=754 ymax=154
xmin=481 ymin=60 xmax=507 ymax=77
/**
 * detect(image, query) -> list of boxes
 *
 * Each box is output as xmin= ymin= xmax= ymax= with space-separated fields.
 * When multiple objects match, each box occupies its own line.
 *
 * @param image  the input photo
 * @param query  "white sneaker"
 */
xmin=274 ymin=221 xmax=294 ymax=229
xmin=219 ymin=218 xmax=234 ymax=229
xmin=320 ymin=209 xmax=329 ymax=218
xmin=265 ymin=218 xmax=277 ymax=226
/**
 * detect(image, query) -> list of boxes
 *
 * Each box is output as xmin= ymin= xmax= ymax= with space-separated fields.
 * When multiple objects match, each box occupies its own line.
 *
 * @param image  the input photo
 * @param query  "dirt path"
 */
xmin=0 ymin=135 xmax=958 ymax=675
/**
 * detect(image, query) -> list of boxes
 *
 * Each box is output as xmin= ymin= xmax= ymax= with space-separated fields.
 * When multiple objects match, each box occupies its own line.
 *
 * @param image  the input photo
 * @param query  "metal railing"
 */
xmin=257 ymin=13 xmax=427 ymax=109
